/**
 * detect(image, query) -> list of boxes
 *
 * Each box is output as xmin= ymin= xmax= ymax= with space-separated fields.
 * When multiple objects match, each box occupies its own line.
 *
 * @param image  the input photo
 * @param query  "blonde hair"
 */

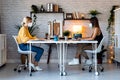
xmin=21 ymin=16 xmax=32 ymax=26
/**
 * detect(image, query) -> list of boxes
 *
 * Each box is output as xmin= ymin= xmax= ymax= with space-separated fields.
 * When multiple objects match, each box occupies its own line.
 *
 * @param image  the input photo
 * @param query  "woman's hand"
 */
xmin=34 ymin=38 xmax=39 ymax=40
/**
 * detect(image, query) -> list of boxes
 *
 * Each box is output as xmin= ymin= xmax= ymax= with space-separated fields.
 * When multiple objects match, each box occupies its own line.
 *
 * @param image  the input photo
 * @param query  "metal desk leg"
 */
xmin=62 ymin=43 xmax=67 ymax=76
xmin=94 ymin=43 xmax=99 ymax=76
xmin=29 ymin=43 xmax=32 ymax=76
xmin=57 ymin=43 xmax=67 ymax=76
xmin=56 ymin=44 xmax=60 ymax=68
xmin=58 ymin=43 xmax=62 ymax=76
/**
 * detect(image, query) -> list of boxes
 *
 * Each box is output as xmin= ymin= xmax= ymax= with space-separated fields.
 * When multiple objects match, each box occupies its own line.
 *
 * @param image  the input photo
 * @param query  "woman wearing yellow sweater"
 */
xmin=17 ymin=16 xmax=44 ymax=71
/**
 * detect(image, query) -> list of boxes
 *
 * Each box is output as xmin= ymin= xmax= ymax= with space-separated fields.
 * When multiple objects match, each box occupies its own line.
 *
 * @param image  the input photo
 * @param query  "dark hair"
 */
xmin=90 ymin=17 xmax=99 ymax=28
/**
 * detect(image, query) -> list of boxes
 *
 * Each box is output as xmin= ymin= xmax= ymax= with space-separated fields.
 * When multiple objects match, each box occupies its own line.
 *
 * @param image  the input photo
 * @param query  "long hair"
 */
xmin=90 ymin=17 xmax=100 ymax=28
xmin=21 ymin=16 xmax=32 ymax=26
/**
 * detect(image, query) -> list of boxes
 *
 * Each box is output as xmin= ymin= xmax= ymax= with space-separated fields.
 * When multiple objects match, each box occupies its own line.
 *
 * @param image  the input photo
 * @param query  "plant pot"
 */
xmin=64 ymin=36 xmax=68 ymax=41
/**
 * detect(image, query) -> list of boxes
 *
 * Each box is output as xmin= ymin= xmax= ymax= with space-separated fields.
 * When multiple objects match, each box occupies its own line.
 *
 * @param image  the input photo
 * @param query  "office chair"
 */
xmin=12 ymin=36 xmax=34 ymax=73
xmin=82 ymin=37 xmax=107 ymax=72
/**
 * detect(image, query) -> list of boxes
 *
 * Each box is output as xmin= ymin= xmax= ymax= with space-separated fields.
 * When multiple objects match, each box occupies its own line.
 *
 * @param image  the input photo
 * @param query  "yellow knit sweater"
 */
xmin=17 ymin=26 xmax=37 ymax=44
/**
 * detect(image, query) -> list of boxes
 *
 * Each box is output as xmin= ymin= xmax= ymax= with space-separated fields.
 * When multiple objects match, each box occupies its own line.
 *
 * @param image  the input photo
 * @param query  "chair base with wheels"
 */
xmin=14 ymin=54 xmax=28 ymax=73
xmin=82 ymin=46 xmax=107 ymax=72
xmin=82 ymin=61 xmax=104 ymax=72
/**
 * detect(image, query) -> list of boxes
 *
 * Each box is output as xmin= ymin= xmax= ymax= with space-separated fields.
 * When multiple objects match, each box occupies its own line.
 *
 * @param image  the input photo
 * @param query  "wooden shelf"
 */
xmin=64 ymin=18 xmax=90 ymax=20
xmin=30 ymin=11 xmax=64 ymax=17
xmin=31 ymin=11 xmax=64 ymax=14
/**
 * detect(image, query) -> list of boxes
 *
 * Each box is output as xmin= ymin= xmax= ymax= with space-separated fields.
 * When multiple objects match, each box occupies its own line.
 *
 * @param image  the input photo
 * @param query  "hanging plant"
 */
xmin=107 ymin=5 xmax=119 ymax=31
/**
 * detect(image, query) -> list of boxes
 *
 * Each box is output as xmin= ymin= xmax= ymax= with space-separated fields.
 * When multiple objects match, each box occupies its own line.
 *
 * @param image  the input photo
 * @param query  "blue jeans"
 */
xmin=19 ymin=43 xmax=44 ymax=62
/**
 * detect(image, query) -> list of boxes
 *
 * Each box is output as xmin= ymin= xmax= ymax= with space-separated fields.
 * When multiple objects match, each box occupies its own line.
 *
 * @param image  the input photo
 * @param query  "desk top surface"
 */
xmin=27 ymin=40 xmax=98 ymax=44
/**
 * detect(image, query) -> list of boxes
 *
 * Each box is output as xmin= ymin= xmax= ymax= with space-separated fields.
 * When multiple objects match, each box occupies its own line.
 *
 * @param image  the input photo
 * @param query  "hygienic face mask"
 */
xmin=28 ymin=23 xmax=32 ymax=27
xmin=89 ymin=23 xmax=92 ymax=28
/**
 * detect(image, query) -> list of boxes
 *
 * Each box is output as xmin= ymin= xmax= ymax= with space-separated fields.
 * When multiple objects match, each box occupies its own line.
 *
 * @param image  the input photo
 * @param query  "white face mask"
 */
xmin=28 ymin=23 xmax=32 ymax=27
xmin=89 ymin=23 xmax=92 ymax=28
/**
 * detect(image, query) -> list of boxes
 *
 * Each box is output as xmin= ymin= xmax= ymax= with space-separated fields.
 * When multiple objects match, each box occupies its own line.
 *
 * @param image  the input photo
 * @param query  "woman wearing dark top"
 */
xmin=68 ymin=17 xmax=103 ymax=65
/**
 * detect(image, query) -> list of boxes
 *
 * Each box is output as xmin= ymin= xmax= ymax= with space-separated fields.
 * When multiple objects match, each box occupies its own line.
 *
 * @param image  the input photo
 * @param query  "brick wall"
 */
xmin=0 ymin=0 xmax=120 ymax=63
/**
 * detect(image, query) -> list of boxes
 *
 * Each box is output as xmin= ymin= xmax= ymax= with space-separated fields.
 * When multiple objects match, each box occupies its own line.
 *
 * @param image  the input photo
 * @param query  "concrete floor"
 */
xmin=0 ymin=63 xmax=120 ymax=80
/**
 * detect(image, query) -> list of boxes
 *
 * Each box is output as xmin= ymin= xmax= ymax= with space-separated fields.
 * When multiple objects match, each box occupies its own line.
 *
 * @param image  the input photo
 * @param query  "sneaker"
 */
xmin=68 ymin=58 xmax=79 ymax=65
xmin=85 ymin=59 xmax=92 ymax=65
xmin=29 ymin=63 xmax=35 ymax=68
xmin=35 ymin=66 xmax=43 ymax=71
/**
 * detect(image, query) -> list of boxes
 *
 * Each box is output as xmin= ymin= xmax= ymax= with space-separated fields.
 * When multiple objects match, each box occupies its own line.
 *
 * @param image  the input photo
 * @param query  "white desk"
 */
xmin=27 ymin=40 xmax=98 ymax=76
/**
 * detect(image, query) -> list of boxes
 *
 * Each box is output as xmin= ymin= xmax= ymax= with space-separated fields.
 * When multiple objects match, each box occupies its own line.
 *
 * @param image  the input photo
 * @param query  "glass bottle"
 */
xmin=40 ymin=5 xmax=45 ymax=12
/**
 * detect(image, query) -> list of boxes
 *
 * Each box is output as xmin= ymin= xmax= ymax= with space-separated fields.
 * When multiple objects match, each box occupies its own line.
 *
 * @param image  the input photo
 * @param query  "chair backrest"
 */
xmin=13 ymin=35 xmax=33 ymax=54
xmin=96 ymin=37 xmax=105 ymax=53
xmin=12 ymin=35 xmax=22 ymax=52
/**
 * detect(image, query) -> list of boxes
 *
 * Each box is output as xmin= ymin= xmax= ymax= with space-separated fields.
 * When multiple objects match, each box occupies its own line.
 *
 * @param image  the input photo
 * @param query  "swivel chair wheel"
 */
xmin=89 ymin=69 xmax=92 ymax=72
xmin=18 ymin=70 xmax=21 ymax=73
xmin=14 ymin=68 xmax=17 ymax=71
xmin=24 ymin=67 xmax=27 ymax=70
xmin=82 ymin=68 xmax=85 ymax=71
xmin=30 ymin=73 xmax=32 ymax=76
xmin=101 ymin=68 xmax=104 ymax=72
xmin=89 ymin=66 xmax=92 ymax=72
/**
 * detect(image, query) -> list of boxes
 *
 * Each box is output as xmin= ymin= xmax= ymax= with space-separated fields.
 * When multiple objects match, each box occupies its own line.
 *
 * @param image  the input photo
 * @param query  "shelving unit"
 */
xmin=31 ymin=11 xmax=64 ymax=13
xmin=30 ymin=12 xmax=90 ymax=21
xmin=30 ymin=11 xmax=64 ymax=18
xmin=0 ymin=34 xmax=6 ymax=67
xmin=30 ymin=11 xmax=90 ymax=37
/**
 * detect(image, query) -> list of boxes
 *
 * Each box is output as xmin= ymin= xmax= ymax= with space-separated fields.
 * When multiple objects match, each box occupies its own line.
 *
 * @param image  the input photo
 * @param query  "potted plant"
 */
xmin=88 ymin=10 xmax=101 ymax=17
xmin=31 ymin=5 xmax=39 ymax=13
xmin=63 ymin=30 xmax=70 ymax=40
